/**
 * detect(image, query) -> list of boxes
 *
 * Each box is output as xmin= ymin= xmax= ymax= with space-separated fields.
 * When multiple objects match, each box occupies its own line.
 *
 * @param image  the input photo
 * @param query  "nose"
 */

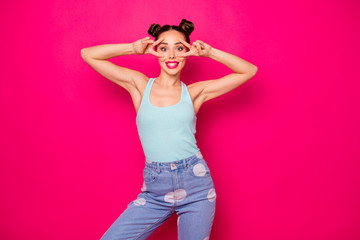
xmin=168 ymin=49 xmax=175 ymax=59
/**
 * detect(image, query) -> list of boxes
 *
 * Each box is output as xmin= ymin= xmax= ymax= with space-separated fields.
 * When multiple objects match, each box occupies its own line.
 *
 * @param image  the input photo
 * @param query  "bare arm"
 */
xmin=208 ymin=47 xmax=257 ymax=75
xmin=200 ymin=47 xmax=258 ymax=102
xmin=81 ymin=37 xmax=164 ymax=92
xmin=179 ymin=39 xmax=258 ymax=103
xmin=81 ymin=43 xmax=135 ymax=59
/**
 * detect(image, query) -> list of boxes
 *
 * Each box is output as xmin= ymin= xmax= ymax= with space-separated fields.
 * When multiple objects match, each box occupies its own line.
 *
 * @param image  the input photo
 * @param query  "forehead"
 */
xmin=158 ymin=30 xmax=186 ymax=42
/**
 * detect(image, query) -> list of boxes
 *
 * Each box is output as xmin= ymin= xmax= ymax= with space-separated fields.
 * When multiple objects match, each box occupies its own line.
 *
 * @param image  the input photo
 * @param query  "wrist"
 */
xmin=208 ymin=47 xmax=219 ymax=60
xmin=208 ymin=47 xmax=217 ymax=59
xmin=127 ymin=43 xmax=137 ymax=55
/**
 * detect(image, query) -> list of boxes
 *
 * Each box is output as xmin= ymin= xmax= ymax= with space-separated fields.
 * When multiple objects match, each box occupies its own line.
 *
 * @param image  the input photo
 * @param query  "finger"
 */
xmin=150 ymin=37 xmax=164 ymax=53
xmin=150 ymin=48 xmax=165 ymax=57
xmin=142 ymin=39 xmax=154 ymax=45
xmin=197 ymin=40 xmax=207 ymax=50
xmin=178 ymin=38 xmax=192 ymax=49
xmin=149 ymin=37 xmax=164 ymax=53
xmin=141 ymin=36 xmax=150 ymax=44
xmin=195 ymin=40 xmax=204 ymax=47
xmin=196 ymin=40 xmax=204 ymax=45
xmin=154 ymin=52 xmax=165 ymax=58
xmin=151 ymin=50 xmax=164 ymax=57
xmin=141 ymin=39 xmax=153 ymax=44
xmin=152 ymin=37 xmax=165 ymax=47
xmin=178 ymin=51 xmax=191 ymax=57
xmin=194 ymin=42 xmax=203 ymax=56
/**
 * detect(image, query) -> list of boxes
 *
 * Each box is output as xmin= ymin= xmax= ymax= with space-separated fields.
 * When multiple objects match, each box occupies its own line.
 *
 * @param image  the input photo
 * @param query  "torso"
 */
xmin=128 ymin=77 xmax=205 ymax=116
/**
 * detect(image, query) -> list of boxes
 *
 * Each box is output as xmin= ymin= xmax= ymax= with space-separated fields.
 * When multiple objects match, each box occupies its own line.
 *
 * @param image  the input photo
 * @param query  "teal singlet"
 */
xmin=136 ymin=77 xmax=201 ymax=162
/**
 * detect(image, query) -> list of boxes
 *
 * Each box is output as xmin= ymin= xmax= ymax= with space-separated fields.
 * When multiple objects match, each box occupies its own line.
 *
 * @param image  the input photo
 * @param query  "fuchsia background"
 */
xmin=1 ymin=0 xmax=360 ymax=239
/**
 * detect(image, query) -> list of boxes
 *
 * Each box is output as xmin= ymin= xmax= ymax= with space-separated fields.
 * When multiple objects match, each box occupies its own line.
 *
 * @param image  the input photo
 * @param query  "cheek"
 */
xmin=177 ymin=60 xmax=185 ymax=68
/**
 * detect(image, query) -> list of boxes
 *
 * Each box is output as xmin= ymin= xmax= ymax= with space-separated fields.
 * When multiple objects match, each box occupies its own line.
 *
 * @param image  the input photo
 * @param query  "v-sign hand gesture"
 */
xmin=178 ymin=38 xmax=213 ymax=58
xmin=132 ymin=36 xmax=165 ymax=58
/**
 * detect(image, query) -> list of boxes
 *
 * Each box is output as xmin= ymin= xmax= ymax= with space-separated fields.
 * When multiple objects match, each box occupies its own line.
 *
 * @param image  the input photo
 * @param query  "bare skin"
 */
xmin=81 ymin=30 xmax=258 ymax=116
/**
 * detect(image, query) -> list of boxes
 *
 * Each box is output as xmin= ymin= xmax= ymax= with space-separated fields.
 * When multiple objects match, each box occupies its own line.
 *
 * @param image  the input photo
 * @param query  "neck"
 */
xmin=155 ymin=70 xmax=181 ymax=87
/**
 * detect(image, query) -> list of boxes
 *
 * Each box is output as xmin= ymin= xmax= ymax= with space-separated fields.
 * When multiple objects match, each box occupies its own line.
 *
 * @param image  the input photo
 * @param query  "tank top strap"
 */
xmin=180 ymin=81 xmax=186 ymax=103
xmin=182 ymin=81 xmax=192 ymax=104
xmin=142 ymin=78 xmax=155 ymax=106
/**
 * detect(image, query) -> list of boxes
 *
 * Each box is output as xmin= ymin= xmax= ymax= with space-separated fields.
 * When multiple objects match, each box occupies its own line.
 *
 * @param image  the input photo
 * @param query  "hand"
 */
xmin=177 ymin=39 xmax=213 ymax=58
xmin=132 ymin=36 xmax=165 ymax=58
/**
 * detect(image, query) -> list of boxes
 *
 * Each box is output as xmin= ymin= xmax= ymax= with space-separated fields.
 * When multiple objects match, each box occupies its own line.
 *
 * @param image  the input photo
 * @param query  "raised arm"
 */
xmin=81 ymin=37 xmax=164 ymax=92
xmin=178 ymin=38 xmax=258 ymax=103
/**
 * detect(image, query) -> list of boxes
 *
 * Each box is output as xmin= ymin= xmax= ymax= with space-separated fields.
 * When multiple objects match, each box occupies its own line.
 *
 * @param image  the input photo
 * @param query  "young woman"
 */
xmin=81 ymin=19 xmax=257 ymax=240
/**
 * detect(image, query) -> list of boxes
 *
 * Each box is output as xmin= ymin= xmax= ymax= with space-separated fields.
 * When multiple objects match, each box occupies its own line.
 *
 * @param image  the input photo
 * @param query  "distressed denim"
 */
xmin=100 ymin=151 xmax=216 ymax=240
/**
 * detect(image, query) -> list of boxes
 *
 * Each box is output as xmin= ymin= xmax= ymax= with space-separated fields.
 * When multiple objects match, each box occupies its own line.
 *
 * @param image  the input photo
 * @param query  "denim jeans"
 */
xmin=100 ymin=151 xmax=217 ymax=240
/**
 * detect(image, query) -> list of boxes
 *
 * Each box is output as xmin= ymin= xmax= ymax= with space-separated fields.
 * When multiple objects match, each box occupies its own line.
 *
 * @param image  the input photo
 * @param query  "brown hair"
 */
xmin=148 ymin=19 xmax=194 ymax=50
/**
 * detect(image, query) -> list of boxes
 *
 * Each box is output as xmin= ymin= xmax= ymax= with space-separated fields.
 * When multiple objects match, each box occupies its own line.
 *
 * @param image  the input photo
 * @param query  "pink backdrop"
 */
xmin=1 ymin=0 xmax=359 ymax=239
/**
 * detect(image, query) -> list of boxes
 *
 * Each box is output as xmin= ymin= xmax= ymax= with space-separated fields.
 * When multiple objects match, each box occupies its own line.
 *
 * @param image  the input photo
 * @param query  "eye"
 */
xmin=177 ymin=47 xmax=184 ymax=51
xmin=160 ymin=47 xmax=167 ymax=52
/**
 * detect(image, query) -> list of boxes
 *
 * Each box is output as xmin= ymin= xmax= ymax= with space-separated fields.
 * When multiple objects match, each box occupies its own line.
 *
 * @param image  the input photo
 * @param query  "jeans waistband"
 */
xmin=145 ymin=151 xmax=204 ymax=172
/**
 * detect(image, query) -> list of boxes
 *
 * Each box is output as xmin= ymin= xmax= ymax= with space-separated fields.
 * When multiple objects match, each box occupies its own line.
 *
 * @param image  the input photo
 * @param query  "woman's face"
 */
xmin=156 ymin=30 xmax=189 ymax=75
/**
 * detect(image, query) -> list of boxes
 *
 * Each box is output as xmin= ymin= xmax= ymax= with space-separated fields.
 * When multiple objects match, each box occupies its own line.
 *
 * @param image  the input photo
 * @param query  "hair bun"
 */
xmin=148 ymin=23 xmax=162 ymax=37
xmin=179 ymin=19 xmax=194 ymax=36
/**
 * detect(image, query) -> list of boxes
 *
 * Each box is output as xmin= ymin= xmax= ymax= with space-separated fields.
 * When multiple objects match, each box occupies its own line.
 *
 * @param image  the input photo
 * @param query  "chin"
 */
xmin=165 ymin=70 xmax=181 ymax=76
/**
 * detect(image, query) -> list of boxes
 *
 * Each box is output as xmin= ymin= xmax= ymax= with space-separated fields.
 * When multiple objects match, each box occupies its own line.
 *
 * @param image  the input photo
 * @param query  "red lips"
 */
xmin=165 ymin=61 xmax=179 ymax=69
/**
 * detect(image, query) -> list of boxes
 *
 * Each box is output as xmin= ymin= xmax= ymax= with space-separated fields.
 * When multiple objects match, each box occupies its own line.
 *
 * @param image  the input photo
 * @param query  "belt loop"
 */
xmin=182 ymin=159 xmax=186 ymax=169
xmin=156 ymin=162 xmax=160 ymax=173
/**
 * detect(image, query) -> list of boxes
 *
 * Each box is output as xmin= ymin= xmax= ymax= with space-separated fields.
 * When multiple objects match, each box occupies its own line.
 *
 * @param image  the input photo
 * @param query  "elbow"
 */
xmin=81 ymin=48 xmax=88 ymax=60
xmin=250 ymin=65 xmax=258 ymax=76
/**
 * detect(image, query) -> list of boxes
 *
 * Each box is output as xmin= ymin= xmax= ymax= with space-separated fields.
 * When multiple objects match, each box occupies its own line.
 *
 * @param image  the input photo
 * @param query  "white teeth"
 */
xmin=166 ymin=63 xmax=178 ymax=67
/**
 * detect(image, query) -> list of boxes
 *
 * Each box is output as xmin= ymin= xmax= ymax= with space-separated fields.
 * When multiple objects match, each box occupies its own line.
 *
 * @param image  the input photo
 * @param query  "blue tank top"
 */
xmin=136 ymin=77 xmax=200 ymax=162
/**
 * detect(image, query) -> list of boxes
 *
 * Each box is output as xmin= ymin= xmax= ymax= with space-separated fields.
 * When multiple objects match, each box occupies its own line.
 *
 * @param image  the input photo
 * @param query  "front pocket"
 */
xmin=143 ymin=167 xmax=160 ymax=184
xmin=188 ymin=158 xmax=211 ymax=178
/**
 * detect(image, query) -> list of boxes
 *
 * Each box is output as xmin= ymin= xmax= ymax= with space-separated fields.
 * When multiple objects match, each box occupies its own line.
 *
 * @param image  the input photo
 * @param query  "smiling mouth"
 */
xmin=166 ymin=62 xmax=179 ymax=69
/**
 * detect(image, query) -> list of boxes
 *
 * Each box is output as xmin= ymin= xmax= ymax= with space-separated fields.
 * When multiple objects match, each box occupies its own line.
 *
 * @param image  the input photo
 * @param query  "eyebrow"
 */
xmin=159 ymin=42 xmax=183 ymax=46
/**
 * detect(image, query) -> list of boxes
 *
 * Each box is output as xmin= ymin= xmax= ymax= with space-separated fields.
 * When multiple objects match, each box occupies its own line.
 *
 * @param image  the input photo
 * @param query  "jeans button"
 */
xmin=171 ymin=163 xmax=177 ymax=170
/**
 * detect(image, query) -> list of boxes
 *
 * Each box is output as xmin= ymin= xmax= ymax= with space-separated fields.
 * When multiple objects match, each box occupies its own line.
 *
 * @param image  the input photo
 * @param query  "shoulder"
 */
xmin=185 ymin=81 xmax=207 ymax=104
xmin=186 ymin=82 xmax=205 ymax=99
xmin=131 ymin=76 xmax=151 ymax=96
